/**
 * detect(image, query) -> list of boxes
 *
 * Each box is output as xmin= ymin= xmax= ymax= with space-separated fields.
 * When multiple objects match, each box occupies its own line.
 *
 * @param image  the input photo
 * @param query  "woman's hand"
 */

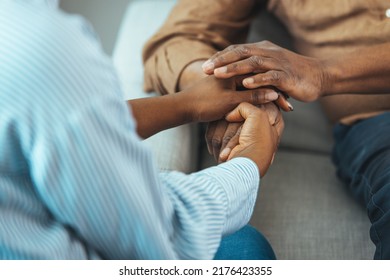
xmin=181 ymin=75 xmax=281 ymax=123
xmin=221 ymin=102 xmax=284 ymax=177
xmin=202 ymin=41 xmax=327 ymax=103
xmin=129 ymin=75 xmax=281 ymax=139
xmin=220 ymin=102 xmax=283 ymax=165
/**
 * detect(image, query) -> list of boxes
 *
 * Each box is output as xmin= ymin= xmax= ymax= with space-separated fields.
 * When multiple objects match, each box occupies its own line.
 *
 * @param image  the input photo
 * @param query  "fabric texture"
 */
xmin=333 ymin=113 xmax=390 ymax=259
xmin=200 ymin=140 xmax=374 ymax=259
xmin=142 ymin=0 xmax=390 ymax=123
xmin=0 ymin=0 xmax=263 ymax=260
xmin=214 ymin=225 xmax=276 ymax=260
xmin=140 ymin=0 xmax=389 ymax=259
xmin=114 ymin=0 xmax=376 ymax=259
xmin=112 ymin=0 xmax=199 ymax=173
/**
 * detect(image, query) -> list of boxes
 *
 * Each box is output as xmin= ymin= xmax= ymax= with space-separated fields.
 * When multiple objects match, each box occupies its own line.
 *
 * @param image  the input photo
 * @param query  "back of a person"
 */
xmin=1 ymin=0 xmax=278 ymax=261
xmin=0 ymin=0 xmax=102 ymax=259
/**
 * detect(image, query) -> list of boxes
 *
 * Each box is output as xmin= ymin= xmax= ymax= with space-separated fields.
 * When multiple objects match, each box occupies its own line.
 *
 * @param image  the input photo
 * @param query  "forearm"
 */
xmin=323 ymin=42 xmax=390 ymax=96
xmin=128 ymin=94 xmax=191 ymax=139
xmin=160 ymin=157 xmax=260 ymax=237
xmin=178 ymin=60 xmax=208 ymax=91
xmin=143 ymin=0 xmax=257 ymax=95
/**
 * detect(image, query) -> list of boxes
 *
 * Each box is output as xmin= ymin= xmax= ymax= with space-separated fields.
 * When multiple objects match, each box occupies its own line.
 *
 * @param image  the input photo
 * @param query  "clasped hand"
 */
xmin=198 ymin=40 xmax=327 ymax=175
xmin=203 ymin=40 xmax=326 ymax=102
xmin=183 ymin=75 xmax=284 ymax=177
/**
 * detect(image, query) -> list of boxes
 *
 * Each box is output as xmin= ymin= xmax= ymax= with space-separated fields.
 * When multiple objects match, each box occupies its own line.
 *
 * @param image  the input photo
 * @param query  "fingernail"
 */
xmin=287 ymin=101 xmax=294 ymax=111
xmin=243 ymin=78 xmax=254 ymax=86
xmin=214 ymin=66 xmax=227 ymax=75
xmin=219 ymin=148 xmax=231 ymax=160
xmin=202 ymin=61 xmax=214 ymax=72
xmin=266 ymin=91 xmax=279 ymax=101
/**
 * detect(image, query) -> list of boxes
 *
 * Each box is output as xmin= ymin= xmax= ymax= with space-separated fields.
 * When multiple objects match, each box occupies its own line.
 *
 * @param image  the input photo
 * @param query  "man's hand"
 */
xmin=221 ymin=103 xmax=284 ymax=177
xmin=206 ymin=120 xmax=243 ymax=162
xmin=202 ymin=41 xmax=327 ymax=103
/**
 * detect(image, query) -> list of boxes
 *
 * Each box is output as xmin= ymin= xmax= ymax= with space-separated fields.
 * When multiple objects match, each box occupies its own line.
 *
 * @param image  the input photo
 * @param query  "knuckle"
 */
xmin=224 ymin=129 xmax=237 ymax=140
xmin=212 ymin=51 xmax=221 ymax=58
xmin=230 ymin=63 xmax=240 ymax=72
xmin=252 ymin=56 xmax=264 ymax=68
xmin=226 ymin=45 xmax=236 ymax=51
xmin=205 ymin=129 xmax=214 ymax=142
xmin=262 ymin=40 xmax=274 ymax=47
xmin=213 ymin=51 xmax=225 ymax=64
xmin=221 ymin=135 xmax=233 ymax=146
xmin=269 ymin=71 xmax=281 ymax=84
xmin=251 ymin=90 xmax=261 ymax=104
xmin=230 ymin=45 xmax=250 ymax=59
xmin=236 ymin=46 xmax=251 ymax=56
xmin=211 ymin=138 xmax=222 ymax=149
xmin=259 ymin=40 xmax=270 ymax=46
xmin=213 ymin=57 xmax=222 ymax=65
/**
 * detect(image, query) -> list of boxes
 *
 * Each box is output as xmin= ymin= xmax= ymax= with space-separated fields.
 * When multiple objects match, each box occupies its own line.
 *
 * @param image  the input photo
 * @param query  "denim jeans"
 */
xmin=332 ymin=112 xmax=390 ymax=259
xmin=214 ymin=225 xmax=276 ymax=260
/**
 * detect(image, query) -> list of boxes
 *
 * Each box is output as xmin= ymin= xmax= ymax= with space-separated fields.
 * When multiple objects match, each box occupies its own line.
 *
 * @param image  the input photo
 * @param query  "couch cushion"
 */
xmin=280 ymin=100 xmax=334 ymax=154
xmin=252 ymin=150 xmax=374 ymax=260
xmin=200 ymin=146 xmax=374 ymax=259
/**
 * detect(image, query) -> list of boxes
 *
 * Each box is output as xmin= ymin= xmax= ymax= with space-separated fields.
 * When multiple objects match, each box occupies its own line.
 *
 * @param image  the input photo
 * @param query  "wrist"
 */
xmin=173 ymin=90 xmax=197 ymax=123
xmin=231 ymin=150 xmax=270 ymax=178
xmin=320 ymin=58 xmax=340 ymax=96
xmin=178 ymin=60 xmax=208 ymax=91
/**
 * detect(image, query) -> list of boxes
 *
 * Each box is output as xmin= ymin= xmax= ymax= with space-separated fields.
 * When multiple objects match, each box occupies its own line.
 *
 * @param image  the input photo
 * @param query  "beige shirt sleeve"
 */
xmin=142 ymin=0 xmax=260 ymax=95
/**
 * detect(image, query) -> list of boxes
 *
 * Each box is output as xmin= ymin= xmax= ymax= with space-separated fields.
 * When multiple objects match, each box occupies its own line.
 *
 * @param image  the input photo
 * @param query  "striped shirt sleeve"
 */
xmin=0 ymin=0 xmax=260 ymax=260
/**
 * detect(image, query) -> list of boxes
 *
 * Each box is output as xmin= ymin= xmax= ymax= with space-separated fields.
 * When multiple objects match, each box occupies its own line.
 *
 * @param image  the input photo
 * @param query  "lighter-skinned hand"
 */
xmin=220 ymin=102 xmax=284 ymax=177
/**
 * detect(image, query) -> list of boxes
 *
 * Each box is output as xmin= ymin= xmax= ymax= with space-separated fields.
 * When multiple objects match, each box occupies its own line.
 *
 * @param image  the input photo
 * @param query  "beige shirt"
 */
xmin=143 ymin=0 xmax=390 ymax=123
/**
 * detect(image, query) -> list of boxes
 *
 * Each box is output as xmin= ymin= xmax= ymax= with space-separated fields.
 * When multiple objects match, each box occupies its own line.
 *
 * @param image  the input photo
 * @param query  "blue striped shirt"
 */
xmin=0 ymin=0 xmax=260 ymax=259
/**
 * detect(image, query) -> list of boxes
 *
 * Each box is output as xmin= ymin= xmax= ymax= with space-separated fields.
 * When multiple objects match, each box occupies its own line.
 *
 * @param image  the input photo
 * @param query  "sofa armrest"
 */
xmin=112 ymin=0 xmax=177 ymax=100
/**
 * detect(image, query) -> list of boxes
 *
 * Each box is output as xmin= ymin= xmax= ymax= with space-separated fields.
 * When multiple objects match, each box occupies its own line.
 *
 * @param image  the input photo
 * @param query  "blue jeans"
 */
xmin=214 ymin=225 xmax=276 ymax=260
xmin=332 ymin=112 xmax=390 ymax=259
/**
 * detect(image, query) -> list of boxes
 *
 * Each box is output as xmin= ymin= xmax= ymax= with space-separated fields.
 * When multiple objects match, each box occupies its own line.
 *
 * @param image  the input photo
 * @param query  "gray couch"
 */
xmin=113 ymin=0 xmax=374 ymax=259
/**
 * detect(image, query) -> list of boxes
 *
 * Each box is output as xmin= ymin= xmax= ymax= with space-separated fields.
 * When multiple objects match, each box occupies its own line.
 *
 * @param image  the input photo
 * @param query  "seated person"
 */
xmin=0 ymin=0 xmax=283 ymax=260
xmin=143 ymin=0 xmax=390 ymax=259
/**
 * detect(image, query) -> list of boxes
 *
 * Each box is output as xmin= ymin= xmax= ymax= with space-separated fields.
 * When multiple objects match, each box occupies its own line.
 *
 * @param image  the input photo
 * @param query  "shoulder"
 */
xmin=1 ymin=1 xmax=120 ymax=104
xmin=0 ymin=1 xmax=126 ymax=130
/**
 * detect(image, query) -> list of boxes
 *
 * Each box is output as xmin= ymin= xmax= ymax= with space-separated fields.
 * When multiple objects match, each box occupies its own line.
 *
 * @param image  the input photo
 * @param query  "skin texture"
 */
xmin=223 ymin=102 xmax=283 ymax=177
xmin=129 ymin=75 xmax=281 ymax=139
xmin=202 ymin=41 xmax=390 ymax=102
xmin=128 ymin=76 xmax=284 ymax=177
xmin=220 ymin=102 xmax=283 ymax=164
xmin=179 ymin=59 xmax=288 ymax=162
xmin=202 ymin=41 xmax=325 ymax=102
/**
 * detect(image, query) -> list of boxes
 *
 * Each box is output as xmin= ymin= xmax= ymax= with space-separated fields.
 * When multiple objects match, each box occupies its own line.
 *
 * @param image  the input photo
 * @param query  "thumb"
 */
xmin=226 ymin=102 xmax=261 ymax=122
